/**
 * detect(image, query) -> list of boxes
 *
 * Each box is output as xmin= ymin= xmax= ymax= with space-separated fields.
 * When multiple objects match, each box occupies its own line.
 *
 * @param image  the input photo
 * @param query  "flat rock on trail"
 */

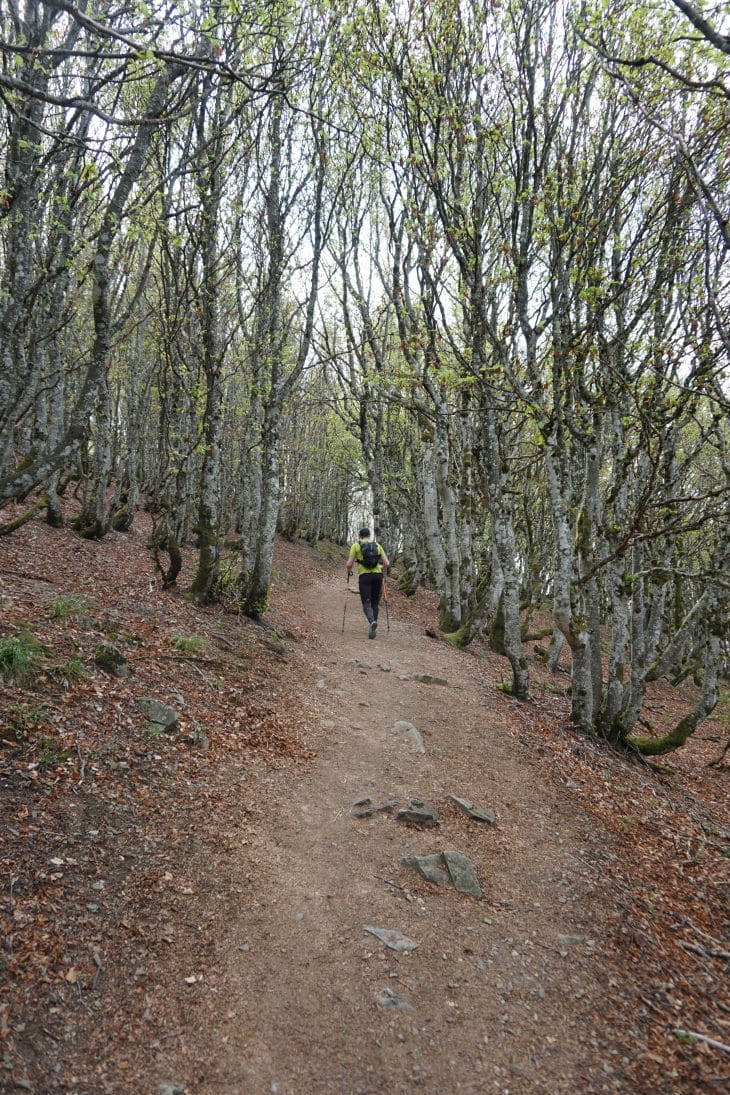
xmin=148 ymin=570 xmax=634 ymax=1094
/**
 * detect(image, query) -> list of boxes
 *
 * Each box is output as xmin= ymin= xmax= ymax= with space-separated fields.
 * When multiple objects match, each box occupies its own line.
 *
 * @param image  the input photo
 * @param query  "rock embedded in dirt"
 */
xmin=402 ymin=854 xmax=450 ymax=887
xmin=184 ymin=727 xmax=209 ymax=750
xmin=412 ymin=673 xmax=448 ymax=686
xmin=442 ymin=850 xmax=482 ymax=898
xmin=448 ymin=795 xmax=497 ymax=825
xmin=352 ymin=797 xmax=400 ymax=818
xmin=391 ymin=720 xmax=426 ymax=754
xmin=138 ymin=697 xmax=180 ymax=733
xmin=396 ymin=799 xmax=439 ymax=828
xmin=403 ymin=850 xmax=482 ymax=897
xmin=362 ymin=925 xmax=418 ymax=952
xmin=376 ymin=798 xmax=400 ymax=813
xmin=94 ymin=642 xmax=129 ymax=677
xmin=377 ymin=986 xmax=416 ymax=1012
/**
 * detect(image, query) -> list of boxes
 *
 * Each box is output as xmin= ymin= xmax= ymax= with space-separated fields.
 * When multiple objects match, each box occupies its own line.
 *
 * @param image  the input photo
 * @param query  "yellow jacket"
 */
xmin=348 ymin=539 xmax=386 ymax=576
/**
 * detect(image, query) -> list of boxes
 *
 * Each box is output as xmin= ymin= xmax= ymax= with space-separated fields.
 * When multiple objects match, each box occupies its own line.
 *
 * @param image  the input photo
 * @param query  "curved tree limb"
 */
xmin=670 ymin=0 xmax=730 ymax=56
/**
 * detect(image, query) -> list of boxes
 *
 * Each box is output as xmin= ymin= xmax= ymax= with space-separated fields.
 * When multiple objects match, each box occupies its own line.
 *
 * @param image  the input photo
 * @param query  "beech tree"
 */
xmin=0 ymin=2 xmax=198 ymax=515
xmin=0 ymin=0 xmax=725 ymax=752
xmin=235 ymin=63 xmax=329 ymax=616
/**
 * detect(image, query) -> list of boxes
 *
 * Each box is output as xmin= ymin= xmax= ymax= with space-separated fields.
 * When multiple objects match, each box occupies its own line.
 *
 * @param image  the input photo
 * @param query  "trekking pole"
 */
xmin=342 ymin=571 xmax=350 ymax=633
xmin=383 ymin=572 xmax=390 ymax=632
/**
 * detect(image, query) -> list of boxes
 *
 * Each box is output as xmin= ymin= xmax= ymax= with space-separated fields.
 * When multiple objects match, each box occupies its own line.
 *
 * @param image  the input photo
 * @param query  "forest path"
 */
xmin=164 ymin=569 xmax=632 ymax=1095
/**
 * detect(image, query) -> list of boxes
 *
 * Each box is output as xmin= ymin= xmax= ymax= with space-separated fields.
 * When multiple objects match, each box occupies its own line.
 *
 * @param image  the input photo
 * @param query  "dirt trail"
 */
xmin=153 ymin=570 xmax=635 ymax=1095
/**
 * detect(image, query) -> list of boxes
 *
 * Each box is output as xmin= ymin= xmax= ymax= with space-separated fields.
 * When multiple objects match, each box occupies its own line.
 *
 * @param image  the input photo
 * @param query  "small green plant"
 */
xmin=646 ymin=893 xmax=663 ymax=916
xmin=49 ymin=654 xmax=85 ymax=685
xmin=244 ymin=590 xmax=270 ymax=618
xmin=4 ymin=703 xmax=46 ymax=740
xmin=210 ymin=564 xmax=239 ymax=606
xmin=542 ymin=682 xmax=569 ymax=696
xmin=36 ymin=735 xmax=69 ymax=770
xmin=171 ymin=633 xmax=207 ymax=655
xmin=48 ymin=594 xmax=88 ymax=621
xmin=61 ymin=654 xmax=84 ymax=680
xmin=0 ymin=631 xmax=46 ymax=684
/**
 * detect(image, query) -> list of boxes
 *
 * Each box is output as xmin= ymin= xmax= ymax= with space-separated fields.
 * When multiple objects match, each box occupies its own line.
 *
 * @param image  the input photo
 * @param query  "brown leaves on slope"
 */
xmin=0 ymin=502 xmax=727 ymax=1093
xmin=485 ymin=637 xmax=730 ymax=1093
xmin=0 ymin=502 xmax=315 ymax=1090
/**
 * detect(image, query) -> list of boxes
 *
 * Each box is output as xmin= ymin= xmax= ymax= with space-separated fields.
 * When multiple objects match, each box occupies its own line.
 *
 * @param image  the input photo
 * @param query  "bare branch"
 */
xmin=670 ymin=0 xmax=730 ymax=56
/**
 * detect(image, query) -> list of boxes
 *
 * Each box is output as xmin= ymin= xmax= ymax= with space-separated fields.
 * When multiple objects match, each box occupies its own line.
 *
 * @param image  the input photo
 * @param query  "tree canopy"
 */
xmin=1 ymin=0 xmax=727 ymax=752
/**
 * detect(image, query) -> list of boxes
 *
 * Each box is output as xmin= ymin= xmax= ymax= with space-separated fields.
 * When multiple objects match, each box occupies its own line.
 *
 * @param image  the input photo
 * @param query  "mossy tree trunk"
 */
xmin=190 ymin=88 xmax=226 ymax=604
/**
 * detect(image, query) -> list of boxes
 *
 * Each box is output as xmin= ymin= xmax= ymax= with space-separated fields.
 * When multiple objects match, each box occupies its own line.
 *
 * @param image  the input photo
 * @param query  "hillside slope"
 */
xmin=0 ymin=508 xmax=728 ymax=1093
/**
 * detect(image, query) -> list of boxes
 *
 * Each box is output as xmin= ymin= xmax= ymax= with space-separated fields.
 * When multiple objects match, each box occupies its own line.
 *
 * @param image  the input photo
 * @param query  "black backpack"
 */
xmin=360 ymin=540 xmax=380 ymax=568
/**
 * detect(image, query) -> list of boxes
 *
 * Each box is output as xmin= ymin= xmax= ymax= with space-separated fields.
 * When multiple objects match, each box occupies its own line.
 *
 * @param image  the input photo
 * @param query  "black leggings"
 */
xmin=358 ymin=572 xmax=383 ymax=624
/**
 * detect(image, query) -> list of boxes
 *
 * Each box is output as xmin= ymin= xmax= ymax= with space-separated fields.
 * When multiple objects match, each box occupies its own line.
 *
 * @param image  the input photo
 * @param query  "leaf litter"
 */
xmin=0 ymin=499 xmax=727 ymax=1093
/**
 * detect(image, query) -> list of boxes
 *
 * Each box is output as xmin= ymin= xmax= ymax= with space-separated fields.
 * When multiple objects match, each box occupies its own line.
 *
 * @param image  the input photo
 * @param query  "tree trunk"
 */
xmin=242 ymin=405 xmax=282 ymax=617
xmin=74 ymin=381 xmax=114 ymax=539
xmin=481 ymin=408 xmax=530 ymax=701
xmin=626 ymin=608 xmax=721 ymax=756
xmin=0 ymin=61 xmax=187 ymax=506
xmin=545 ymin=433 xmax=593 ymax=730
xmin=191 ymin=96 xmax=225 ymax=604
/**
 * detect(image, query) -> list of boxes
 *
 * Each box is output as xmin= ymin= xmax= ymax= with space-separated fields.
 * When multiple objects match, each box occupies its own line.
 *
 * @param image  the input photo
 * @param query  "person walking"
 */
xmin=346 ymin=527 xmax=390 ymax=639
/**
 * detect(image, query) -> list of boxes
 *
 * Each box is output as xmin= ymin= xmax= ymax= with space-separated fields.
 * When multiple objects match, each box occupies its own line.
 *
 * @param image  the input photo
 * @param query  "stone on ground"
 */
xmin=138 ymin=697 xmax=180 ymax=732
xmin=396 ymin=798 xmax=439 ymax=828
xmin=377 ymin=986 xmax=416 ymax=1012
xmin=391 ymin=720 xmax=426 ymax=754
xmin=362 ymin=925 xmax=418 ymax=952
xmin=448 ymin=795 xmax=497 ymax=824
xmin=402 ymin=853 xmax=450 ymax=887
xmin=442 ymin=850 xmax=483 ymax=898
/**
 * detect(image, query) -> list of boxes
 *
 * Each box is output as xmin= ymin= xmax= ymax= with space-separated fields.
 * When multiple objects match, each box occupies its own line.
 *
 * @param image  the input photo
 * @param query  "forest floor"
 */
xmin=0 ymin=503 xmax=728 ymax=1095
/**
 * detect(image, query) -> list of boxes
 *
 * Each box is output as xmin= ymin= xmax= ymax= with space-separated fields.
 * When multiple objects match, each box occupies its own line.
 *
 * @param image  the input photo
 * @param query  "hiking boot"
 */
xmin=368 ymin=620 xmax=377 ymax=639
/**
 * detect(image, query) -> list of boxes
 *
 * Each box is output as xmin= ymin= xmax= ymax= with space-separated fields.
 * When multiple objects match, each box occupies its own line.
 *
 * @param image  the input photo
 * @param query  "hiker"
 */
xmin=346 ymin=527 xmax=390 ymax=639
